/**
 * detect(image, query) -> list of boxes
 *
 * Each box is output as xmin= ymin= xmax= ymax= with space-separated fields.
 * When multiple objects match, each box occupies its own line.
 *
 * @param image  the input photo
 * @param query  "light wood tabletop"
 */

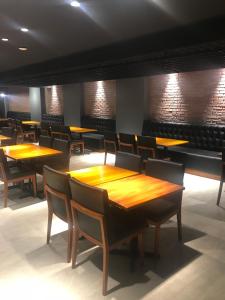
xmin=156 ymin=137 xmax=188 ymax=147
xmin=0 ymin=135 xmax=11 ymax=141
xmin=22 ymin=121 xmax=40 ymax=126
xmin=70 ymin=126 xmax=97 ymax=134
xmin=98 ymin=174 xmax=184 ymax=210
xmin=2 ymin=144 xmax=62 ymax=160
xmin=68 ymin=165 xmax=138 ymax=186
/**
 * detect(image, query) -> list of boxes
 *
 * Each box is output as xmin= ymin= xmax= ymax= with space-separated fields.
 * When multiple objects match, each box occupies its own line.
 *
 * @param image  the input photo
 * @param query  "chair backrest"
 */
xmin=69 ymin=178 xmax=109 ymax=243
xmin=39 ymin=135 xmax=53 ymax=148
xmin=136 ymin=135 xmax=157 ymax=159
xmin=2 ymin=127 xmax=15 ymax=137
xmin=119 ymin=133 xmax=136 ymax=144
xmin=43 ymin=165 xmax=71 ymax=221
xmin=137 ymin=135 xmax=156 ymax=148
xmin=52 ymin=138 xmax=70 ymax=155
xmin=40 ymin=121 xmax=51 ymax=136
xmin=0 ymin=149 xmax=10 ymax=179
xmin=104 ymin=131 xmax=118 ymax=153
xmin=51 ymin=125 xmax=70 ymax=140
xmin=145 ymin=159 xmax=184 ymax=185
xmin=104 ymin=131 xmax=118 ymax=142
xmin=115 ymin=151 xmax=141 ymax=172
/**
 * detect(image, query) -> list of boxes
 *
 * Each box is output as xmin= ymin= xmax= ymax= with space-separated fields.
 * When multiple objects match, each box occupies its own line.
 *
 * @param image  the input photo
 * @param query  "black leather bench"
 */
xmin=7 ymin=111 xmax=31 ymax=121
xmin=168 ymin=146 xmax=222 ymax=176
xmin=41 ymin=114 xmax=64 ymax=125
xmin=142 ymin=120 xmax=224 ymax=176
xmin=81 ymin=116 xmax=116 ymax=151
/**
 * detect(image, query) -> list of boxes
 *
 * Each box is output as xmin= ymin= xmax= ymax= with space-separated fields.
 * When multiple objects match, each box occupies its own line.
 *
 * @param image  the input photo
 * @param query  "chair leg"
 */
xmin=67 ymin=221 xmax=73 ymax=263
xmin=177 ymin=211 xmax=182 ymax=241
xmin=71 ymin=227 xmax=79 ymax=268
xmin=217 ymin=180 xmax=224 ymax=206
xmin=154 ymin=225 xmax=160 ymax=256
xmin=138 ymin=232 xmax=144 ymax=265
xmin=3 ymin=182 xmax=8 ymax=208
xmin=104 ymin=151 xmax=107 ymax=165
xmin=32 ymin=175 xmax=37 ymax=197
xmin=80 ymin=143 xmax=84 ymax=154
xmin=102 ymin=247 xmax=109 ymax=296
xmin=47 ymin=209 xmax=53 ymax=244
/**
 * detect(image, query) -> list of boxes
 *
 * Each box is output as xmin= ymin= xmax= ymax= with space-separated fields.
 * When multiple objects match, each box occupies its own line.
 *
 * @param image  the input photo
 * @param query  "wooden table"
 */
xmin=70 ymin=126 xmax=97 ymax=134
xmin=156 ymin=137 xmax=188 ymax=147
xmin=2 ymin=144 xmax=62 ymax=160
xmin=0 ymin=135 xmax=10 ymax=141
xmin=98 ymin=174 xmax=184 ymax=210
xmin=0 ymin=134 xmax=11 ymax=146
xmin=68 ymin=165 xmax=138 ymax=186
xmin=22 ymin=121 xmax=40 ymax=126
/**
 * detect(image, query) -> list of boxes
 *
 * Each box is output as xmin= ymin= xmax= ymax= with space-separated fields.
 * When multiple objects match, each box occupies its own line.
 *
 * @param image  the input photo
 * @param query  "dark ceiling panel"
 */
xmin=0 ymin=1 xmax=225 ymax=85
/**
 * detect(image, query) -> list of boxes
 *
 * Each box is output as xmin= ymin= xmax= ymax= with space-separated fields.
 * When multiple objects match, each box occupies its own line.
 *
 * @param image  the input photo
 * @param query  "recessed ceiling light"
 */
xmin=70 ymin=1 xmax=80 ymax=7
xmin=21 ymin=28 xmax=29 ymax=32
xmin=0 ymin=93 xmax=6 ymax=98
xmin=19 ymin=47 xmax=28 ymax=51
xmin=1 ymin=38 xmax=9 ymax=42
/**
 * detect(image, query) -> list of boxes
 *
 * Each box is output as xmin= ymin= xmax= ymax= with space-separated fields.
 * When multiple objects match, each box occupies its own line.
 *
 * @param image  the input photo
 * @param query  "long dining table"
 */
xmin=68 ymin=165 xmax=184 ymax=210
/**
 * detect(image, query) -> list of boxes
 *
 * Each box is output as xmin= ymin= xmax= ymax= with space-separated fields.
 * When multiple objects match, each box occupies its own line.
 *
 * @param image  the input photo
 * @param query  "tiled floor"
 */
xmin=0 ymin=152 xmax=225 ymax=300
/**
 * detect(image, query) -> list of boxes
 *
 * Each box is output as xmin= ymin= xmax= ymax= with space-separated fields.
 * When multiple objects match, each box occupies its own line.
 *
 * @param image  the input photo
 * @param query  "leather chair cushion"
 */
xmin=139 ymin=199 xmax=177 ymax=223
xmin=107 ymin=206 xmax=147 ymax=245
xmin=7 ymin=166 xmax=35 ymax=180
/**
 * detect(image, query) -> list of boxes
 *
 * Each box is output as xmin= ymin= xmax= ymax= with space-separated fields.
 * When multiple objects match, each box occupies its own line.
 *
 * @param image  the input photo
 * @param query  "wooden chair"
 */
xmin=104 ymin=132 xmax=118 ymax=164
xmin=43 ymin=165 xmax=72 ymax=262
xmin=40 ymin=122 xmax=51 ymax=136
xmin=0 ymin=149 xmax=37 ymax=207
xmin=16 ymin=120 xmax=36 ymax=142
xmin=136 ymin=135 xmax=157 ymax=160
xmin=69 ymin=178 xmax=146 ymax=296
xmin=217 ymin=149 xmax=225 ymax=206
xmin=118 ymin=133 xmax=136 ymax=153
xmin=115 ymin=151 xmax=142 ymax=172
xmin=51 ymin=125 xmax=84 ymax=156
xmin=143 ymin=159 xmax=184 ymax=255
xmin=39 ymin=135 xmax=53 ymax=148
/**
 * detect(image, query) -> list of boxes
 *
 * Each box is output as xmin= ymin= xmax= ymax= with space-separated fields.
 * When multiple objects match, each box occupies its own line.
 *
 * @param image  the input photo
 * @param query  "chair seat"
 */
xmin=107 ymin=207 xmax=147 ymax=245
xmin=7 ymin=166 xmax=35 ymax=180
xmin=141 ymin=199 xmax=177 ymax=223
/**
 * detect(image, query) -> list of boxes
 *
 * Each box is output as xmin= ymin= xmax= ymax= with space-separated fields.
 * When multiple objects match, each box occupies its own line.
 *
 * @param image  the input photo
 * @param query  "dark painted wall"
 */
xmin=63 ymin=83 xmax=83 ymax=126
xmin=116 ymin=77 xmax=148 ymax=134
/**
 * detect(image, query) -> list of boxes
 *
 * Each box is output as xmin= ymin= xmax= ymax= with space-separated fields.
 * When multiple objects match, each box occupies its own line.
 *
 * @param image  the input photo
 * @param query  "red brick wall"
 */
xmin=148 ymin=69 xmax=225 ymax=125
xmin=84 ymin=80 xmax=116 ymax=119
xmin=45 ymin=85 xmax=63 ymax=115
xmin=8 ymin=86 xmax=30 ymax=112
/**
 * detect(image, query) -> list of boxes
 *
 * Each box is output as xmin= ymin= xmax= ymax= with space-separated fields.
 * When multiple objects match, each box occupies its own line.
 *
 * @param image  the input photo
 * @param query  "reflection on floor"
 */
xmin=0 ymin=152 xmax=225 ymax=300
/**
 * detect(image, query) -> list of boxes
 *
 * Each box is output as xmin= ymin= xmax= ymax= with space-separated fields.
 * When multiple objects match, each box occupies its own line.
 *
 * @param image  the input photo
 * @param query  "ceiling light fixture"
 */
xmin=70 ymin=1 xmax=80 ymax=7
xmin=1 ymin=38 xmax=9 ymax=42
xmin=19 ymin=47 xmax=28 ymax=51
xmin=0 ymin=93 xmax=6 ymax=98
xmin=21 ymin=28 xmax=29 ymax=32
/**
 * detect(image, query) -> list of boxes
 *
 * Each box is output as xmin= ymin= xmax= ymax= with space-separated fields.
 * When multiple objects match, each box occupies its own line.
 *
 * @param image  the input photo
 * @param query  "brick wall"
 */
xmin=8 ymin=86 xmax=30 ymax=112
xmin=148 ymin=68 xmax=225 ymax=125
xmin=45 ymin=85 xmax=63 ymax=115
xmin=84 ymin=80 xmax=116 ymax=119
